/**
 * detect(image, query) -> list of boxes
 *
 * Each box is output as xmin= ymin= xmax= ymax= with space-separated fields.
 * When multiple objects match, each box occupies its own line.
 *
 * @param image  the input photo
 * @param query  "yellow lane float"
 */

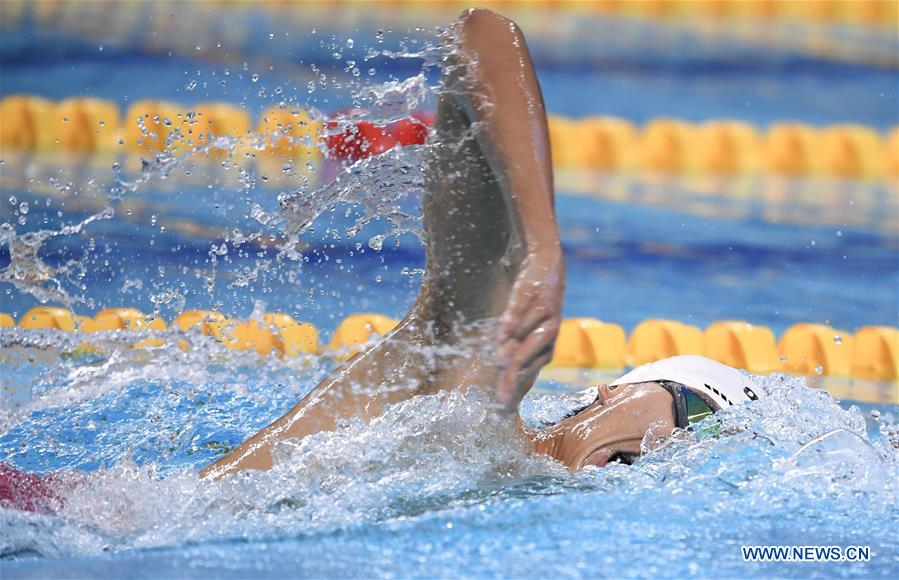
xmin=173 ymin=310 xmax=228 ymax=338
xmin=640 ymin=118 xmax=696 ymax=174
xmin=262 ymin=312 xmax=319 ymax=357
xmin=851 ymin=326 xmax=898 ymax=381
xmin=18 ymin=306 xmax=80 ymax=332
xmin=54 ymin=97 xmax=120 ymax=153
xmin=3 ymin=308 xmax=896 ymax=382
xmin=123 ymin=100 xmax=185 ymax=155
xmin=550 ymin=318 xmax=626 ymax=369
xmin=694 ymin=121 xmax=762 ymax=175
xmin=189 ymin=102 xmax=251 ymax=158
xmin=92 ymin=307 xmax=166 ymax=332
xmin=777 ymin=323 xmax=854 ymax=377
xmin=0 ymin=95 xmax=56 ymax=153
xmin=256 ymin=105 xmax=322 ymax=160
xmin=328 ymin=313 xmax=398 ymax=360
xmin=703 ymin=320 xmax=777 ymax=375
xmin=626 ymin=319 xmax=703 ymax=368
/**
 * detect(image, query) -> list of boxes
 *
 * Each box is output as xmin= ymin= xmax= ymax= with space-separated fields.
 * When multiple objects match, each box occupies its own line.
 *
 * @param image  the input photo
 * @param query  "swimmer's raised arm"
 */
xmin=201 ymin=8 xmax=562 ymax=478
xmin=450 ymin=9 xmax=563 ymax=412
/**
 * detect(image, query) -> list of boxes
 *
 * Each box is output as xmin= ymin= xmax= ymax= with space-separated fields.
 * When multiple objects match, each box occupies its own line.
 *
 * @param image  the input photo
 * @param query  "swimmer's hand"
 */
xmin=496 ymin=248 xmax=564 ymax=414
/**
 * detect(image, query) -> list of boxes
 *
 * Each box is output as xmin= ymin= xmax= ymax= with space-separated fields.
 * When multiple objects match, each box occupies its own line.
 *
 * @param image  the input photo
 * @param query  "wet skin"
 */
xmin=201 ymin=9 xmax=669 ymax=479
xmin=527 ymin=382 xmax=677 ymax=469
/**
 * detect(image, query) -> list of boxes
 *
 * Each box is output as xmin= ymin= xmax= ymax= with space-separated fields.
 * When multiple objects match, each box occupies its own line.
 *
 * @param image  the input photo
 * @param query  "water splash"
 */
xmin=278 ymin=145 xmax=428 ymax=254
xmin=1 ymin=357 xmax=895 ymax=563
xmin=0 ymin=208 xmax=114 ymax=304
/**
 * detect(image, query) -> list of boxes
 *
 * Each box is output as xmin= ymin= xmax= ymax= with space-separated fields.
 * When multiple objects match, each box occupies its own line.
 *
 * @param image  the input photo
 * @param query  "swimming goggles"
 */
xmin=658 ymin=381 xmax=715 ymax=429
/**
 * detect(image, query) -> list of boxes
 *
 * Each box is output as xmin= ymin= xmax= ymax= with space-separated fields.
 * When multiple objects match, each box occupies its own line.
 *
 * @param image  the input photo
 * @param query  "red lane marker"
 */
xmin=325 ymin=111 xmax=433 ymax=161
xmin=325 ymin=120 xmax=396 ymax=162
xmin=387 ymin=114 xmax=431 ymax=147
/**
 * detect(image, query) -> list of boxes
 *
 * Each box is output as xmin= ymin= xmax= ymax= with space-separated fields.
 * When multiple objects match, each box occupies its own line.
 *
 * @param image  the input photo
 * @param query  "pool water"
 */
xmin=1 ymin=349 xmax=897 ymax=577
xmin=2 ymin=4 xmax=898 ymax=578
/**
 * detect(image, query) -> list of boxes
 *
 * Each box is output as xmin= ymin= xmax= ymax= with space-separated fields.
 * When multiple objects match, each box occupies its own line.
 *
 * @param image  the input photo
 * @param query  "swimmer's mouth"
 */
xmin=581 ymin=447 xmax=639 ymax=469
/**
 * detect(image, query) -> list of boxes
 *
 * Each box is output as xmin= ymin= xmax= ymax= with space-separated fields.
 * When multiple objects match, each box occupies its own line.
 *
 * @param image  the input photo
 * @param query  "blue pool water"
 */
xmin=2 ymin=4 xmax=898 ymax=578
xmin=0 ymin=351 xmax=897 ymax=577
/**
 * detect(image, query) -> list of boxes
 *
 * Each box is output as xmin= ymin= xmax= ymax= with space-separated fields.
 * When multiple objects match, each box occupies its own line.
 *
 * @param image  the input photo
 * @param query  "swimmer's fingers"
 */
xmin=496 ymin=322 xmax=557 ymax=414
xmin=498 ymin=280 xmax=542 ymax=342
xmin=504 ymin=293 xmax=558 ymax=348
xmin=498 ymin=307 xmax=557 ymax=370
xmin=498 ymin=284 xmax=559 ymax=367
xmin=514 ymin=339 xmax=555 ymax=403
xmin=498 ymin=254 xmax=564 ymax=345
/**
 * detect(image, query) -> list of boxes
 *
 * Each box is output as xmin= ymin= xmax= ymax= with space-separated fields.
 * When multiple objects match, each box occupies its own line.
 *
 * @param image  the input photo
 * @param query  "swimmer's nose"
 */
xmin=596 ymin=384 xmax=615 ymax=405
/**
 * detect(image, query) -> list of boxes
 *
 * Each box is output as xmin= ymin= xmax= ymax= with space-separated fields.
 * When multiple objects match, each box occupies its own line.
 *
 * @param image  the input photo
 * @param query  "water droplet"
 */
xmin=18 ymin=202 xmax=29 ymax=215
xmin=251 ymin=74 xmax=259 ymax=83
xmin=836 ymin=230 xmax=843 ymax=237
xmin=815 ymin=365 xmax=824 ymax=375
xmin=186 ymin=80 xmax=197 ymax=91
xmin=8 ymin=196 xmax=17 ymax=205
xmin=833 ymin=335 xmax=842 ymax=344
xmin=346 ymin=38 xmax=354 ymax=48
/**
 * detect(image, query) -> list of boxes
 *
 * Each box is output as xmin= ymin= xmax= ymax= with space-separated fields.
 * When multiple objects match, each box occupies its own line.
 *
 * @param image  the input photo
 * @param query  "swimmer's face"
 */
xmin=532 ymin=382 xmax=677 ymax=470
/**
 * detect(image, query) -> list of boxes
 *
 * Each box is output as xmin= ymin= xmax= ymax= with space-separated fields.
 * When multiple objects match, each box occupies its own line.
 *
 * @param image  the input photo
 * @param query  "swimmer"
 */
xmin=0 ymin=11 xmax=765 ymax=509
xmin=201 ymin=8 xmax=764 ymax=479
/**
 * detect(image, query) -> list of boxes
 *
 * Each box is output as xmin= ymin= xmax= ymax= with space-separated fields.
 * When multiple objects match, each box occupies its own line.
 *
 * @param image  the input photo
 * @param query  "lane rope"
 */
xmin=2 ymin=96 xmax=896 ymax=181
xmin=2 ymin=306 xmax=896 ymax=380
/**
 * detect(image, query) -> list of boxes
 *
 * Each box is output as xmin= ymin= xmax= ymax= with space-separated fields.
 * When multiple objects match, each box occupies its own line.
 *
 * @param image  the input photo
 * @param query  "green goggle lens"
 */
xmin=659 ymin=381 xmax=716 ymax=429
xmin=683 ymin=389 xmax=714 ymax=424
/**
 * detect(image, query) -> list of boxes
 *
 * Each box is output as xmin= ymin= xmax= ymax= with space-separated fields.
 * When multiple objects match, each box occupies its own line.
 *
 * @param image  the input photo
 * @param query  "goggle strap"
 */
xmin=658 ymin=380 xmax=689 ymax=430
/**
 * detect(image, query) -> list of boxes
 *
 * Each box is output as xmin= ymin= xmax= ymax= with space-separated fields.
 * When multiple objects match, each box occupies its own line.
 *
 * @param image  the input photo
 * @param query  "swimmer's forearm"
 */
xmin=201 ymin=319 xmax=431 ymax=478
xmin=200 ymin=394 xmax=335 ymax=478
xmin=201 ymin=375 xmax=383 ymax=479
xmin=453 ymin=10 xmax=564 ymax=413
xmin=456 ymin=10 xmax=559 ymax=255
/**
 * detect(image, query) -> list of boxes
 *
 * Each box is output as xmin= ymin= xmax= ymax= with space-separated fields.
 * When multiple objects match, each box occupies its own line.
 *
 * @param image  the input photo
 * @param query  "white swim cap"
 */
xmin=609 ymin=355 xmax=764 ymax=411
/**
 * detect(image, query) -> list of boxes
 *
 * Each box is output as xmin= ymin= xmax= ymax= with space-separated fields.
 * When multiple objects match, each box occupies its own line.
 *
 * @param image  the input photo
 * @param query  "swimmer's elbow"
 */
xmin=457 ymin=8 xmax=522 ymax=41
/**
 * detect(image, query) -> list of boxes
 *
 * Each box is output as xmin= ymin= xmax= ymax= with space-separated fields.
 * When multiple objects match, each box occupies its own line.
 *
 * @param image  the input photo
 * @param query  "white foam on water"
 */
xmin=1 ymin=361 xmax=895 ymax=562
